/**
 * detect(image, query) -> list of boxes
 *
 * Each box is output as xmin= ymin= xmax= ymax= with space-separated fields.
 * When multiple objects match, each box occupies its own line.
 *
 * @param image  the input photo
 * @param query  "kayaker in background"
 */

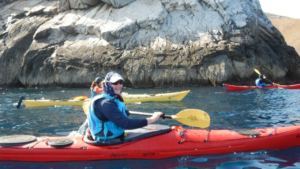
xmin=87 ymin=72 xmax=163 ymax=142
xmin=255 ymin=74 xmax=274 ymax=88
xmin=90 ymin=77 xmax=103 ymax=98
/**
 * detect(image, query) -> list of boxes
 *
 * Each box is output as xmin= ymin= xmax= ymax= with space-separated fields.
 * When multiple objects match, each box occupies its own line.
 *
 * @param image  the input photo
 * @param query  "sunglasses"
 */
xmin=111 ymin=80 xmax=124 ymax=85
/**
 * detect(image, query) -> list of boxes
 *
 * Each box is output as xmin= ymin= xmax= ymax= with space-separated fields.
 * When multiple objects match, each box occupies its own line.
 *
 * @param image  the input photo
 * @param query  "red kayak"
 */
xmin=223 ymin=83 xmax=300 ymax=91
xmin=1 ymin=124 xmax=300 ymax=162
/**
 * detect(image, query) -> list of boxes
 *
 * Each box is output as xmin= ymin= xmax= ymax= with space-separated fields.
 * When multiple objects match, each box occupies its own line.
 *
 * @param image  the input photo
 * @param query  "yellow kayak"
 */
xmin=20 ymin=90 xmax=190 ymax=108
xmin=122 ymin=90 xmax=190 ymax=104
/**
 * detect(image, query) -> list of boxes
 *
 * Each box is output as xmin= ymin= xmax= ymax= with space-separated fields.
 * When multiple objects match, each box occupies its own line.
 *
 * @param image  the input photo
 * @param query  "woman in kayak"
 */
xmin=90 ymin=77 xmax=103 ymax=98
xmin=255 ymin=74 xmax=274 ymax=87
xmin=87 ymin=72 xmax=163 ymax=142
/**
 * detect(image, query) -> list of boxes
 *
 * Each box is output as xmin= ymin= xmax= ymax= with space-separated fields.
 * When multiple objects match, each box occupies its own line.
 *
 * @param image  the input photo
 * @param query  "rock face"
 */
xmin=0 ymin=0 xmax=300 ymax=88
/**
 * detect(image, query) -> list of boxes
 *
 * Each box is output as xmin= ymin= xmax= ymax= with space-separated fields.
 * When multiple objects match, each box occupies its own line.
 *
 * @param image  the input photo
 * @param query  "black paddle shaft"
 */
xmin=16 ymin=96 xmax=25 ymax=108
xmin=162 ymin=113 xmax=172 ymax=119
xmin=129 ymin=111 xmax=172 ymax=119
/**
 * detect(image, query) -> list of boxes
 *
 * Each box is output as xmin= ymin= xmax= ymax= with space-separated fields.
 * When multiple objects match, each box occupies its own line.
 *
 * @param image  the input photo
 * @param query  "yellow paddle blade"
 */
xmin=171 ymin=109 xmax=210 ymax=128
xmin=83 ymin=101 xmax=89 ymax=115
xmin=254 ymin=69 xmax=261 ymax=75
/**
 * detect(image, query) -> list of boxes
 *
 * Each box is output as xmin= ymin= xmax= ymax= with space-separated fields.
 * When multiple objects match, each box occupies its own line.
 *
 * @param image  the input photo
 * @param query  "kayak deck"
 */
xmin=22 ymin=99 xmax=85 ymax=108
xmin=21 ymin=90 xmax=190 ymax=108
xmin=122 ymin=90 xmax=190 ymax=103
xmin=1 ymin=125 xmax=300 ymax=162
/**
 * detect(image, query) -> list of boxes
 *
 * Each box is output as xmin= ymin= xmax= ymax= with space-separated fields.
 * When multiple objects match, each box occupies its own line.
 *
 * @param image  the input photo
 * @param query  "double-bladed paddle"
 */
xmin=82 ymin=102 xmax=210 ymax=128
xmin=254 ymin=69 xmax=282 ymax=89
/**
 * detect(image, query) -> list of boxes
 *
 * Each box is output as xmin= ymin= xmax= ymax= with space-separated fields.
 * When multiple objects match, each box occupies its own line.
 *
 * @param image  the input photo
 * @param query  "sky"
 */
xmin=259 ymin=0 xmax=300 ymax=19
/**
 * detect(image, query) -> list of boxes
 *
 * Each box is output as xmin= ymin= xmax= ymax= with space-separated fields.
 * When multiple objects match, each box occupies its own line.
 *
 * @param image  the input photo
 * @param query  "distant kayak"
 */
xmin=223 ymin=84 xmax=300 ymax=91
xmin=1 ymin=124 xmax=300 ymax=162
xmin=20 ymin=90 xmax=190 ymax=108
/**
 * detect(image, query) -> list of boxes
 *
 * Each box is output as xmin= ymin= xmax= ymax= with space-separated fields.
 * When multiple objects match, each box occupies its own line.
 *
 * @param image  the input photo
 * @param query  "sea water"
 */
xmin=1 ymin=86 xmax=300 ymax=169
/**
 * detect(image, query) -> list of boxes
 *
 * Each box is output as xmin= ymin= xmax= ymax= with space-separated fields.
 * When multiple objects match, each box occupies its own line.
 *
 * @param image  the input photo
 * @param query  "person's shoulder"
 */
xmin=96 ymin=97 xmax=116 ymax=106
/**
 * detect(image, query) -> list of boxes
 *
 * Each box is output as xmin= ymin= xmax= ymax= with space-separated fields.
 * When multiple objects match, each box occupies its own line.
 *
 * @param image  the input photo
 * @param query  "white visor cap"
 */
xmin=109 ymin=73 xmax=124 ymax=83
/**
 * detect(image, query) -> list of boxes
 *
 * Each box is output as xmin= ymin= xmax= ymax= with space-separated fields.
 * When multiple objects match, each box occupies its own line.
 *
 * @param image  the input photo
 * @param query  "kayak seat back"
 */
xmin=232 ymin=129 xmax=260 ymax=137
xmin=84 ymin=124 xmax=171 ymax=146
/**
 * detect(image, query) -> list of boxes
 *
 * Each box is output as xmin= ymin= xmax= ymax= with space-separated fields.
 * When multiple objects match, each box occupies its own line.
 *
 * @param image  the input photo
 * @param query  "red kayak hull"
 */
xmin=1 ymin=126 xmax=300 ymax=162
xmin=223 ymin=83 xmax=300 ymax=91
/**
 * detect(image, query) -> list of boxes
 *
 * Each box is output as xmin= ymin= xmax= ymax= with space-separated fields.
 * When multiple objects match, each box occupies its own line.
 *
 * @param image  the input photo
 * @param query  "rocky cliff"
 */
xmin=1 ymin=0 xmax=300 ymax=88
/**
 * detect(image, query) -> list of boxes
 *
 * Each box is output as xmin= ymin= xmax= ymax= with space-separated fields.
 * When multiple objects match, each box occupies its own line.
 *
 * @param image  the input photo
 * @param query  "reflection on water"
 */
xmin=1 ymin=87 xmax=300 ymax=168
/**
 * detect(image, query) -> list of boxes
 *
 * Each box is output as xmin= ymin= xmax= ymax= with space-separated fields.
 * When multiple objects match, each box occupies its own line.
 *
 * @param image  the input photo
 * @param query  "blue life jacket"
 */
xmin=255 ymin=78 xmax=266 ymax=87
xmin=90 ymin=87 xmax=96 ymax=98
xmin=87 ymin=94 xmax=127 ymax=141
